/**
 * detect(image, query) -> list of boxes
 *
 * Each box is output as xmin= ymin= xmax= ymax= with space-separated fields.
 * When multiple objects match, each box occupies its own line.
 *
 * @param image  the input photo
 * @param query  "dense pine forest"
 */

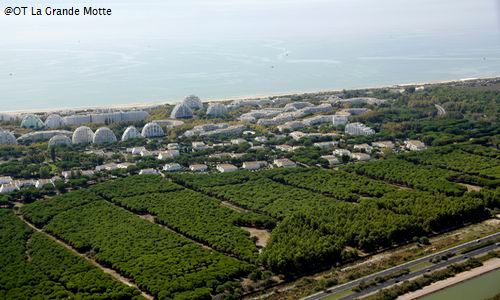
xmin=0 ymin=83 xmax=499 ymax=299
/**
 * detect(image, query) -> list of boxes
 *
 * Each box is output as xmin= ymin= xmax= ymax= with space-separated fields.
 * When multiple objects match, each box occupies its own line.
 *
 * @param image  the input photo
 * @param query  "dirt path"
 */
xmin=242 ymin=227 xmax=271 ymax=249
xmin=13 ymin=210 xmax=154 ymax=300
xmin=458 ymin=183 xmax=481 ymax=192
xmin=398 ymin=258 xmax=500 ymax=300
xmin=220 ymin=200 xmax=249 ymax=212
xmin=135 ymin=212 xmax=214 ymax=251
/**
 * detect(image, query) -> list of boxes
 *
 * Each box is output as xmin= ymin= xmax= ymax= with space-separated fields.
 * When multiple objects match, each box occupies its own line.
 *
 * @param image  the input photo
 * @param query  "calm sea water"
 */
xmin=421 ymin=267 xmax=500 ymax=300
xmin=1 ymin=32 xmax=499 ymax=111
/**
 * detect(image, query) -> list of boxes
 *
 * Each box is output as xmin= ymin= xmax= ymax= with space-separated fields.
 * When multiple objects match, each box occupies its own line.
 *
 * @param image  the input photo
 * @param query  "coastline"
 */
xmin=3 ymin=75 xmax=498 ymax=115
xmin=397 ymin=258 xmax=500 ymax=300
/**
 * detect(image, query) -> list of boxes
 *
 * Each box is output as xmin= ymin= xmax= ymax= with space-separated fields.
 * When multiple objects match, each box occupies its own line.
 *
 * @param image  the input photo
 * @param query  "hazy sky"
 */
xmin=1 ymin=0 xmax=498 ymax=44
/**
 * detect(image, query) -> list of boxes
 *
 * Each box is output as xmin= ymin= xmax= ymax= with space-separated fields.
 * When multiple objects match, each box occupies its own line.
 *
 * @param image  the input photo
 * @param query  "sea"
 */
xmin=1 ymin=1 xmax=499 ymax=112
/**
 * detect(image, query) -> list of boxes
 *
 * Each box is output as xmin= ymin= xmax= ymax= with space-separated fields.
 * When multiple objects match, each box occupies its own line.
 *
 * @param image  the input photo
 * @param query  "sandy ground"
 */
xmin=397 ymin=258 xmax=500 ymax=300
xmin=242 ymin=227 xmax=271 ymax=248
xmin=459 ymin=183 xmax=481 ymax=192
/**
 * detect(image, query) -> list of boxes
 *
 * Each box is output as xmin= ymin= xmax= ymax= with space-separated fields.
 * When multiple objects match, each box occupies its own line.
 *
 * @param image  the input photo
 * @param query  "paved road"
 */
xmin=339 ymin=243 xmax=499 ymax=300
xmin=303 ymin=232 xmax=500 ymax=300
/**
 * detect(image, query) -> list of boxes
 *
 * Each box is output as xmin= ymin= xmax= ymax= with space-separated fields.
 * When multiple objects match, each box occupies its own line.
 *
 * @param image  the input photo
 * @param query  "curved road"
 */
xmin=435 ymin=104 xmax=446 ymax=116
xmin=303 ymin=232 xmax=500 ymax=300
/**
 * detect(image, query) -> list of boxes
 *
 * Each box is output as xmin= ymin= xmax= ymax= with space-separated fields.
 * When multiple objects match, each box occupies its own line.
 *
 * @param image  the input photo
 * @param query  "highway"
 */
xmin=303 ymin=232 xmax=500 ymax=300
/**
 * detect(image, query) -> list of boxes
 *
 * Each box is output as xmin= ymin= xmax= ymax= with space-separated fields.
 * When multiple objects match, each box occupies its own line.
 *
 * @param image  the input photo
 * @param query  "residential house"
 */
xmin=405 ymin=140 xmax=426 ymax=151
xmin=242 ymin=161 xmax=267 ymax=171
xmin=216 ymin=164 xmax=238 ymax=173
xmin=273 ymin=158 xmax=297 ymax=168
xmin=189 ymin=164 xmax=208 ymax=172
xmin=163 ymin=163 xmax=182 ymax=172
xmin=320 ymin=155 xmax=340 ymax=166
xmin=351 ymin=152 xmax=371 ymax=161
xmin=372 ymin=141 xmax=395 ymax=149
xmin=139 ymin=168 xmax=159 ymax=175
xmin=158 ymin=150 xmax=180 ymax=160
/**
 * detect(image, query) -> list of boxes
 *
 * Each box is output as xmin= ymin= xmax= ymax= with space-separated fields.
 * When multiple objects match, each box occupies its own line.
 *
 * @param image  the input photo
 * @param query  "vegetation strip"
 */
xmin=0 ymin=209 xmax=145 ymax=299
xmin=20 ymin=193 xmax=254 ymax=299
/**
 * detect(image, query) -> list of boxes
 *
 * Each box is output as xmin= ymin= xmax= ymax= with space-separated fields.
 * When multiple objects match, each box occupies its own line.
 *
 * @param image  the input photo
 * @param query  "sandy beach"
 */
xmin=397 ymin=258 xmax=500 ymax=300
xmin=3 ymin=76 xmax=498 ymax=115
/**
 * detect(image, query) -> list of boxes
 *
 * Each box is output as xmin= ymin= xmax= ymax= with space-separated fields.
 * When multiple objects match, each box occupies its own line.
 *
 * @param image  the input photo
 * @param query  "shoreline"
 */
xmin=2 ymin=75 xmax=499 ymax=115
xmin=397 ymin=258 xmax=500 ymax=300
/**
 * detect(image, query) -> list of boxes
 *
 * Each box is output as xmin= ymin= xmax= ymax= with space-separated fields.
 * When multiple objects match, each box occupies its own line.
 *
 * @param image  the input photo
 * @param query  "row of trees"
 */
xmin=271 ymin=168 xmax=396 ymax=201
xmin=22 ymin=196 xmax=253 ymax=299
xmin=401 ymin=145 xmax=500 ymax=179
xmin=92 ymin=176 xmax=273 ymax=261
xmin=0 ymin=209 xmax=140 ymax=299
xmin=346 ymin=158 xmax=467 ymax=196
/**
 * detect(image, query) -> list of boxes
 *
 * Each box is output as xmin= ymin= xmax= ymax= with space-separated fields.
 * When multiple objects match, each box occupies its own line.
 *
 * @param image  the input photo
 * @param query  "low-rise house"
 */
xmin=163 ymin=163 xmax=182 ymax=172
xmin=81 ymin=170 xmax=95 ymax=177
xmin=0 ymin=183 xmax=18 ymax=194
xmin=216 ymin=164 xmax=238 ymax=173
xmin=192 ymin=141 xmax=209 ymax=151
xmin=321 ymin=155 xmax=340 ymax=166
xmin=250 ymin=145 xmax=266 ymax=151
xmin=86 ymin=149 xmax=106 ymax=157
xmin=139 ymin=149 xmax=155 ymax=157
xmin=95 ymin=163 xmax=119 ymax=172
xmin=313 ymin=141 xmax=338 ymax=149
xmin=302 ymin=115 xmax=335 ymax=126
xmin=277 ymin=121 xmax=305 ymax=132
xmin=333 ymin=149 xmax=352 ymax=158
xmin=0 ymin=176 xmax=13 ymax=185
xmin=15 ymin=180 xmax=35 ymax=188
xmin=372 ymin=141 xmax=395 ymax=149
xmin=254 ymin=136 xmax=268 ymax=143
xmin=351 ymin=152 xmax=371 ymax=161
xmin=209 ymin=152 xmax=232 ymax=159
xmin=242 ymin=161 xmax=267 ymax=171
xmin=61 ymin=170 xmax=95 ymax=179
xmin=353 ymin=143 xmax=373 ymax=152
xmin=189 ymin=164 xmax=208 ymax=172
xmin=167 ymin=143 xmax=180 ymax=150
xmin=289 ymin=131 xmax=307 ymax=141
xmin=130 ymin=147 xmax=146 ymax=155
xmin=276 ymin=144 xmax=294 ymax=152
xmin=117 ymin=162 xmax=135 ymax=169
xmin=273 ymin=158 xmax=297 ymax=168
xmin=139 ymin=168 xmax=159 ymax=175
xmin=405 ymin=140 xmax=426 ymax=151
xmin=231 ymin=138 xmax=247 ymax=145
xmin=158 ymin=150 xmax=180 ymax=160
xmin=35 ymin=179 xmax=55 ymax=189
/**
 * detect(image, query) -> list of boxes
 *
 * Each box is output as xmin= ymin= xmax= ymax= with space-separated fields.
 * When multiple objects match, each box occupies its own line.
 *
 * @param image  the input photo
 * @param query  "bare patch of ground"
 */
xmin=138 ymin=214 xmax=155 ymax=222
xmin=242 ymin=227 xmax=271 ymax=248
xmin=459 ymin=183 xmax=481 ymax=192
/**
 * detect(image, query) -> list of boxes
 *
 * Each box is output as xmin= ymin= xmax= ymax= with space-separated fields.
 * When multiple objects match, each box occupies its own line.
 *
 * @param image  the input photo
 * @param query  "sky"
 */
xmin=1 ymin=0 xmax=498 ymax=44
